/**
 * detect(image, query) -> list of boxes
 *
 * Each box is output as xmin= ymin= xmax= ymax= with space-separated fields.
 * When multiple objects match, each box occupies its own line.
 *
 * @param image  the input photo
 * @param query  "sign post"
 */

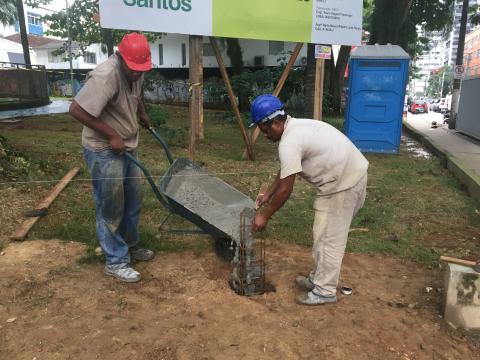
xmin=313 ymin=45 xmax=331 ymax=120
xmin=454 ymin=65 xmax=465 ymax=80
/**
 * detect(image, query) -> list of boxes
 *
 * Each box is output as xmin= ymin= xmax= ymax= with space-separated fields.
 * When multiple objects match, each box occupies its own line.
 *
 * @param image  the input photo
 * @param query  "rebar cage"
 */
xmin=236 ymin=211 xmax=266 ymax=296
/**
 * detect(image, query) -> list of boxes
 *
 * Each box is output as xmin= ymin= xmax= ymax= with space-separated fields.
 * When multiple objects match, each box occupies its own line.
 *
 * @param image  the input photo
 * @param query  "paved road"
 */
xmin=404 ymin=110 xmax=480 ymax=202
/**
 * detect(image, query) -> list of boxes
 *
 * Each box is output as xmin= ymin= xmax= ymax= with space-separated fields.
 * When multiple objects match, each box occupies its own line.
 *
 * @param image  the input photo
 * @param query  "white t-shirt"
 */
xmin=278 ymin=117 xmax=369 ymax=195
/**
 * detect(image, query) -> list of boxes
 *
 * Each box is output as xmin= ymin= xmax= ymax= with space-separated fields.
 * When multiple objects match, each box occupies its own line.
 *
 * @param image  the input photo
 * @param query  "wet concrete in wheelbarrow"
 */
xmin=162 ymin=159 xmax=260 ymax=295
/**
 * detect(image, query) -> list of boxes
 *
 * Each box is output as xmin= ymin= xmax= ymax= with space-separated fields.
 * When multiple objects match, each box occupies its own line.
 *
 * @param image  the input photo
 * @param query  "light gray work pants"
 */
xmin=309 ymin=173 xmax=367 ymax=297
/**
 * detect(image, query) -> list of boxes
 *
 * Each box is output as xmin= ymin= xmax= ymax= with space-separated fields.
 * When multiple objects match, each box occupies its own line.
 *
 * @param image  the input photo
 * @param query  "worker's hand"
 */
xmin=110 ymin=134 xmax=126 ymax=154
xmin=255 ymin=193 xmax=271 ymax=210
xmin=252 ymin=212 xmax=269 ymax=233
xmin=139 ymin=115 xmax=152 ymax=129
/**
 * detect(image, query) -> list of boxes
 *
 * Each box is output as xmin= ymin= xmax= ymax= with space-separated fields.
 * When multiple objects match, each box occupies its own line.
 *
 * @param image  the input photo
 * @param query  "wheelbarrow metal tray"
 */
xmin=159 ymin=158 xmax=255 ymax=241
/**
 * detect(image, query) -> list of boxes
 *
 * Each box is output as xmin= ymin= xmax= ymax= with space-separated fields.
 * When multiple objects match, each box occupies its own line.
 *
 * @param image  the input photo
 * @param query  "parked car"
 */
xmin=409 ymin=100 xmax=429 ymax=114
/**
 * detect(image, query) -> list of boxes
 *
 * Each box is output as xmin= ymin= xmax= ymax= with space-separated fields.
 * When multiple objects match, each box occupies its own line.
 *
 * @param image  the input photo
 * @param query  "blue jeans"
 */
xmin=83 ymin=147 xmax=143 ymax=265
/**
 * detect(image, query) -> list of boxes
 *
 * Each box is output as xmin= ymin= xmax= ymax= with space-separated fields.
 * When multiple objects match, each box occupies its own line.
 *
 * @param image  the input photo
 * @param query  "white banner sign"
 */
xmin=99 ymin=0 xmax=363 ymax=45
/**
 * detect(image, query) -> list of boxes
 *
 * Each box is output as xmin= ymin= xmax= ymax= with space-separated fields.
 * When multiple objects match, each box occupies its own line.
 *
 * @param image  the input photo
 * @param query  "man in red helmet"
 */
xmin=69 ymin=33 xmax=154 ymax=283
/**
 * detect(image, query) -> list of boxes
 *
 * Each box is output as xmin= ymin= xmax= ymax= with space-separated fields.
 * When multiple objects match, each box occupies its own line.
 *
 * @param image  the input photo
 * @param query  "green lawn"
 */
xmin=1 ymin=105 xmax=479 ymax=265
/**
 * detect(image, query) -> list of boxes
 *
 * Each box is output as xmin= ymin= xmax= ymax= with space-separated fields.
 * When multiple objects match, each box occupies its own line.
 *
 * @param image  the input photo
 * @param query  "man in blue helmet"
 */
xmin=251 ymin=94 xmax=369 ymax=306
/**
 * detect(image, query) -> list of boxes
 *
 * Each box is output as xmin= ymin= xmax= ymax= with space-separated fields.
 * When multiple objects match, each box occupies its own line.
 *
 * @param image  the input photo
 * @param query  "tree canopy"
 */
xmin=31 ymin=0 xmax=161 ymax=57
xmin=0 ymin=0 xmax=17 ymax=27
xmin=367 ymin=0 xmax=454 ymax=59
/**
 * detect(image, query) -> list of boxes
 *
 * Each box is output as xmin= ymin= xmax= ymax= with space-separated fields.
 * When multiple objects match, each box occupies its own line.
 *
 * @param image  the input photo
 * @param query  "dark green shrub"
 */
xmin=145 ymin=103 xmax=169 ymax=127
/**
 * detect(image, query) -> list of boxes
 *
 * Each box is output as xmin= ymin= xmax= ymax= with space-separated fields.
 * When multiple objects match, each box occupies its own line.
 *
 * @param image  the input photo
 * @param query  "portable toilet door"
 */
xmin=344 ymin=44 xmax=410 ymax=154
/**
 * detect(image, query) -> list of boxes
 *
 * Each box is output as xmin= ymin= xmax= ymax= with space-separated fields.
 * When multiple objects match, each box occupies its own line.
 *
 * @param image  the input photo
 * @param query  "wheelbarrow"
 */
xmin=125 ymin=127 xmax=255 ymax=247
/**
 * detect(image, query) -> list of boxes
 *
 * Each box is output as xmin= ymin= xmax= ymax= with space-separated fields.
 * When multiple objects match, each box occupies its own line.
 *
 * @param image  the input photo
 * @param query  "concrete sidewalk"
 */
xmin=403 ymin=112 xmax=480 ymax=202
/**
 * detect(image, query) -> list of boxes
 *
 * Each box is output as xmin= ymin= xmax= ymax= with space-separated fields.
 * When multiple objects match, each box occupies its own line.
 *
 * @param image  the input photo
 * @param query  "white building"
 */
xmin=445 ymin=0 xmax=480 ymax=66
xmin=411 ymin=30 xmax=446 ymax=95
xmin=149 ymin=33 xmax=307 ymax=69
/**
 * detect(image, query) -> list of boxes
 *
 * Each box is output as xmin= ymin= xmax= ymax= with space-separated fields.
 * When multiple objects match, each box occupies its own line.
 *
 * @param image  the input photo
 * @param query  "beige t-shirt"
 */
xmin=278 ymin=117 xmax=369 ymax=196
xmin=74 ymin=53 xmax=143 ymax=151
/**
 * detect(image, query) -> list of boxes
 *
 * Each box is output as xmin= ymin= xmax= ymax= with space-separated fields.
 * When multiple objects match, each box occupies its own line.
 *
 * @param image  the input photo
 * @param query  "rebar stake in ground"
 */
xmin=235 ymin=209 xmax=265 ymax=296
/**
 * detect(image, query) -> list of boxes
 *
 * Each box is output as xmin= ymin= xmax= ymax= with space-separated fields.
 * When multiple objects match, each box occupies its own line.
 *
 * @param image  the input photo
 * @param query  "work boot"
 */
xmin=296 ymin=291 xmax=337 ymax=306
xmin=295 ymin=275 xmax=315 ymax=291
xmin=104 ymin=264 xmax=141 ymax=283
xmin=130 ymin=247 xmax=154 ymax=262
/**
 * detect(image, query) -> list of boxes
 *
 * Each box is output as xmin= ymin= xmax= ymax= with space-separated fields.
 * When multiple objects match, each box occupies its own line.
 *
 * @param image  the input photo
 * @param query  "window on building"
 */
xmin=27 ymin=12 xmax=43 ymax=35
xmin=158 ymin=44 xmax=164 ymax=65
xmin=84 ymin=52 xmax=97 ymax=64
xmin=181 ymin=43 xmax=186 ymax=66
xmin=7 ymin=52 xmax=24 ymax=64
xmin=203 ymin=43 xmax=214 ymax=57
xmin=48 ymin=51 xmax=63 ymax=63
xmin=269 ymin=41 xmax=284 ymax=55
xmin=27 ymin=13 xmax=41 ymax=26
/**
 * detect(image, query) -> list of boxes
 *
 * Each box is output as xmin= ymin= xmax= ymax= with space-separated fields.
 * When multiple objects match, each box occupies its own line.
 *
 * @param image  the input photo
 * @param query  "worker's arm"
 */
xmin=69 ymin=100 xmax=125 ymax=153
xmin=137 ymin=97 xmax=152 ymax=129
xmin=256 ymin=171 xmax=281 ymax=209
xmin=252 ymin=173 xmax=296 ymax=233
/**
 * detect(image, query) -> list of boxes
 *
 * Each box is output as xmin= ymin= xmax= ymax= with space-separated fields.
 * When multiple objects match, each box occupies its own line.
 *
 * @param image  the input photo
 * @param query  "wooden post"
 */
xmin=188 ymin=35 xmax=204 ymax=160
xmin=313 ymin=58 xmax=325 ymax=120
xmin=242 ymin=42 xmax=304 ymax=159
xmin=210 ymin=36 xmax=254 ymax=160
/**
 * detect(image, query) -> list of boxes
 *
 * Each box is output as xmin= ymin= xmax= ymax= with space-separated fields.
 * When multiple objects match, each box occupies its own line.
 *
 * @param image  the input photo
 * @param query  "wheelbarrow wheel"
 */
xmin=213 ymin=237 xmax=236 ymax=263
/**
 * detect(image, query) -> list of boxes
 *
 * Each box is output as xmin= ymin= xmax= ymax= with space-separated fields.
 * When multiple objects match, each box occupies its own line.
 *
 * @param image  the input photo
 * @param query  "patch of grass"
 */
xmin=1 ymin=108 xmax=479 ymax=267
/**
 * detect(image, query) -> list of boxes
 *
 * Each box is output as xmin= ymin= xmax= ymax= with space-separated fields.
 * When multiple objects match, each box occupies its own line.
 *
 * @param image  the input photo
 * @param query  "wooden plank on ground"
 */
xmin=243 ymin=42 xmax=304 ymax=159
xmin=10 ymin=167 xmax=80 ymax=241
xmin=440 ymin=256 xmax=476 ymax=268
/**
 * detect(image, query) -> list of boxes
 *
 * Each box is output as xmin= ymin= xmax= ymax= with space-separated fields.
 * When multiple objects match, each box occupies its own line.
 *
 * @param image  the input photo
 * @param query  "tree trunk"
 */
xmin=332 ymin=46 xmax=351 ymax=114
xmin=304 ymin=43 xmax=316 ymax=118
xmin=15 ymin=0 xmax=31 ymax=68
xmin=225 ymin=38 xmax=248 ymax=111
xmin=101 ymin=28 xmax=114 ymax=56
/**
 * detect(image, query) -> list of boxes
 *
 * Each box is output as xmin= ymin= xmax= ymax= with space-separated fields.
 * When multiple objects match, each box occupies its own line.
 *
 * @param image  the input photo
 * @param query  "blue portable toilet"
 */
xmin=344 ymin=44 xmax=410 ymax=154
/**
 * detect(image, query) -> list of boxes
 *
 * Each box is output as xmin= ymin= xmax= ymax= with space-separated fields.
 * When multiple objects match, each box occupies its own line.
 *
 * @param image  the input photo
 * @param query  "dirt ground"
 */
xmin=1 ymin=239 xmax=478 ymax=360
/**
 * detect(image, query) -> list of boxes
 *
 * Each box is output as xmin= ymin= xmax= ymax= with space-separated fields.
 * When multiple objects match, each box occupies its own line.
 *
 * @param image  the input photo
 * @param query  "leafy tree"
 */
xmin=426 ymin=65 xmax=453 ymax=98
xmin=30 ymin=0 xmax=161 ymax=58
xmin=368 ymin=0 xmax=454 ymax=59
xmin=470 ymin=4 xmax=480 ymax=25
xmin=0 ymin=0 xmax=17 ymax=26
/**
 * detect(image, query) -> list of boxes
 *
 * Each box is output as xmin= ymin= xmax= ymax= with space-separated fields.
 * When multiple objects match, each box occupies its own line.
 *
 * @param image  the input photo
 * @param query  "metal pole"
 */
xmin=65 ymin=0 xmax=74 ymax=97
xmin=450 ymin=0 xmax=469 ymax=129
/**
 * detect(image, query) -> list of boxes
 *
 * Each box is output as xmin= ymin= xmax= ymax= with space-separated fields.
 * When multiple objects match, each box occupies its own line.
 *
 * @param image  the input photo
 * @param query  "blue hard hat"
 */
xmin=250 ymin=94 xmax=285 ymax=127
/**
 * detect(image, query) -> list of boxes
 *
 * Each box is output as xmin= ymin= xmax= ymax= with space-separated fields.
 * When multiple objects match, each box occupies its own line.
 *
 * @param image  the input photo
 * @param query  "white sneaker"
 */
xmin=104 ymin=264 xmax=141 ymax=283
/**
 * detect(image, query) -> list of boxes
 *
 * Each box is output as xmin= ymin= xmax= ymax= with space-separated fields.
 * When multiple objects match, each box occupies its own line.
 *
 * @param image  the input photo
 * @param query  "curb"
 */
xmin=403 ymin=121 xmax=480 ymax=203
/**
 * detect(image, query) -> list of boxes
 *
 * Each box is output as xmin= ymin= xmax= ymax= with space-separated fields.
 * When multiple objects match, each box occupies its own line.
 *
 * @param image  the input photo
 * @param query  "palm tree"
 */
xmin=0 ymin=0 xmax=18 ymax=26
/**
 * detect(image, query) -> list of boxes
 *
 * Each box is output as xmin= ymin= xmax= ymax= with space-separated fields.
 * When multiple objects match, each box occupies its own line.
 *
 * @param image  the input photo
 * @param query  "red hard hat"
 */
xmin=118 ymin=32 xmax=152 ymax=72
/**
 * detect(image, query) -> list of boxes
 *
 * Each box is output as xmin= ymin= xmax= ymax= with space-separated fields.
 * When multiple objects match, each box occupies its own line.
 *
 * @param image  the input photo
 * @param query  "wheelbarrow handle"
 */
xmin=147 ymin=127 xmax=174 ymax=165
xmin=124 ymin=152 xmax=172 ymax=212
